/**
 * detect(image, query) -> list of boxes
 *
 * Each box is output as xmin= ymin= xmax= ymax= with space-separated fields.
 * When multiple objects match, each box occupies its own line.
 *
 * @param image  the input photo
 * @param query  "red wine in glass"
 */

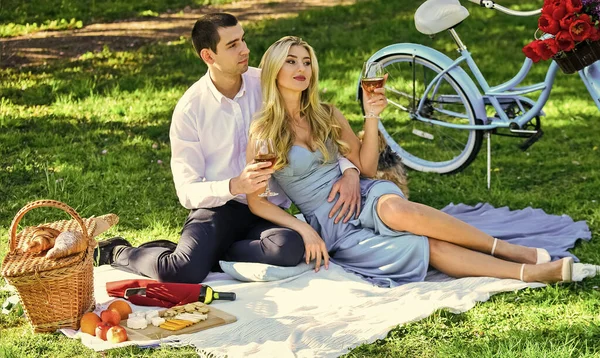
xmin=361 ymin=77 xmax=385 ymax=93
xmin=254 ymin=138 xmax=278 ymax=197
xmin=254 ymin=153 xmax=277 ymax=168
xmin=361 ymin=62 xmax=385 ymax=118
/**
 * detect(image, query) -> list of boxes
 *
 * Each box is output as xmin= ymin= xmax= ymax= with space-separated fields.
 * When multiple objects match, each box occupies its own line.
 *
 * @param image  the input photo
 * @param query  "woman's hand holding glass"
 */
xmin=361 ymin=62 xmax=388 ymax=119
xmin=298 ymin=224 xmax=329 ymax=272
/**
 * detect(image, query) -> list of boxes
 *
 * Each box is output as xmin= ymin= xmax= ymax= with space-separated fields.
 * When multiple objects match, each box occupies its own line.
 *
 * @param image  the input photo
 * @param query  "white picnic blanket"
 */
xmin=62 ymin=263 xmax=599 ymax=356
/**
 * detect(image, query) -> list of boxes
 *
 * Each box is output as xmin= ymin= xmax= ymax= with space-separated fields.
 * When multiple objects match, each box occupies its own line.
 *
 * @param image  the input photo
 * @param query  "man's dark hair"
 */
xmin=191 ymin=13 xmax=238 ymax=56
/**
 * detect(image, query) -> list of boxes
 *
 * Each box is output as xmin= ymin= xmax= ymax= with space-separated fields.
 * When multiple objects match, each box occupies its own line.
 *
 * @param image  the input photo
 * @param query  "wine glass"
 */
xmin=254 ymin=138 xmax=278 ymax=197
xmin=361 ymin=62 xmax=385 ymax=118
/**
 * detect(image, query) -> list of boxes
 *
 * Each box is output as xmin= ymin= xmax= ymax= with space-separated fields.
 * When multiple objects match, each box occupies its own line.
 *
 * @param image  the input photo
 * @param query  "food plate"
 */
xmin=121 ymin=306 xmax=236 ymax=341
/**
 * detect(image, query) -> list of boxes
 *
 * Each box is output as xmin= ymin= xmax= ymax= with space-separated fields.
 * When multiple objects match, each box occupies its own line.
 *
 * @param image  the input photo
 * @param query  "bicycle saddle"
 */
xmin=415 ymin=0 xmax=470 ymax=35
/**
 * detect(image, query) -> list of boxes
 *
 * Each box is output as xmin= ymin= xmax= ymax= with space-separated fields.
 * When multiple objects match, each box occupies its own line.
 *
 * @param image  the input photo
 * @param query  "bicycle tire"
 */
xmin=359 ymin=53 xmax=483 ymax=174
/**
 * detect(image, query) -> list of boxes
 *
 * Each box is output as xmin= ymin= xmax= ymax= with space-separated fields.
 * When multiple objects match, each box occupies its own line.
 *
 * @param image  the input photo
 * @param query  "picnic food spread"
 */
xmin=1 ymin=201 xmax=120 ymax=333
xmin=79 ymin=305 xmax=129 ymax=343
xmin=1 ymin=200 xmax=238 ymax=343
xmin=126 ymin=302 xmax=211 ymax=331
xmin=79 ymin=300 xmax=220 ymax=342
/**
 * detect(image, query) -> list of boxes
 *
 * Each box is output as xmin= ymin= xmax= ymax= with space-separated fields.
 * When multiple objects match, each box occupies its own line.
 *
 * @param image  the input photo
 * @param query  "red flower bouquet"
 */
xmin=523 ymin=0 xmax=600 ymax=73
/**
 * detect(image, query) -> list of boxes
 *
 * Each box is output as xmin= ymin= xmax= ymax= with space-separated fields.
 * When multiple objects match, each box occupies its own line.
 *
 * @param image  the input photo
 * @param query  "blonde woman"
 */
xmin=246 ymin=36 xmax=572 ymax=286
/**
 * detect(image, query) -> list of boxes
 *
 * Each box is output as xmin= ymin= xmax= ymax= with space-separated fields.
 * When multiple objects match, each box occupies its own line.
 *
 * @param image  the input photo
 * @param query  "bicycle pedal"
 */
xmin=518 ymin=129 xmax=544 ymax=151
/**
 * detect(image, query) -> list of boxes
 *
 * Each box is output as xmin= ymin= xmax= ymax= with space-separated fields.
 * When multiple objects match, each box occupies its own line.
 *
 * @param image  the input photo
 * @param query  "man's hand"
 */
xmin=229 ymin=162 xmax=273 ymax=196
xmin=328 ymin=168 xmax=361 ymax=224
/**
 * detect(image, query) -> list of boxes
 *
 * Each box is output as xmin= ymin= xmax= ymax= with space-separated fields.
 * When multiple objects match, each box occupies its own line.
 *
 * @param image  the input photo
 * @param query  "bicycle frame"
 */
xmin=375 ymin=44 xmax=600 ymax=131
xmin=357 ymin=0 xmax=600 ymax=177
xmin=362 ymin=2 xmax=600 ymax=132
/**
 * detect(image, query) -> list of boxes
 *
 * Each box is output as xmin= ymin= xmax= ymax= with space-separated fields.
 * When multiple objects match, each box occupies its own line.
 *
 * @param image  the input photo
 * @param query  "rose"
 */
xmin=550 ymin=2 xmax=568 ymax=21
xmin=565 ymin=0 xmax=583 ymax=13
xmin=541 ymin=1 xmax=554 ymax=15
xmin=523 ymin=41 xmax=543 ymax=62
xmin=522 ymin=39 xmax=559 ymax=62
xmin=569 ymin=17 xmax=593 ymax=41
xmin=541 ymin=1 xmax=567 ymax=21
xmin=578 ymin=14 xmax=592 ymax=24
xmin=539 ymin=14 xmax=561 ymax=34
xmin=536 ymin=38 xmax=560 ymax=60
xmin=541 ymin=0 xmax=560 ymax=16
xmin=556 ymin=30 xmax=576 ymax=51
xmin=590 ymin=26 xmax=600 ymax=41
xmin=560 ymin=13 xmax=578 ymax=30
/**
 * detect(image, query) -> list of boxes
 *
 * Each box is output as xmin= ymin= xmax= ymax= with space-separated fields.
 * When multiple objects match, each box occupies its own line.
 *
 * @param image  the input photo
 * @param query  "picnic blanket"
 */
xmin=71 ymin=262 xmax=598 ymax=356
xmin=61 ymin=203 xmax=595 ymax=356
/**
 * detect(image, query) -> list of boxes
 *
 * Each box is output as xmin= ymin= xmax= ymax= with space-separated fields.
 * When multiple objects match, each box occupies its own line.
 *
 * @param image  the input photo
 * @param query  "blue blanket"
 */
xmin=441 ymin=203 xmax=592 ymax=262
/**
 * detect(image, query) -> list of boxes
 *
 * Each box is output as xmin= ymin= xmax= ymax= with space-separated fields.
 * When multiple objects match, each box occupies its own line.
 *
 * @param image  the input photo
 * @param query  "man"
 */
xmin=95 ymin=13 xmax=361 ymax=283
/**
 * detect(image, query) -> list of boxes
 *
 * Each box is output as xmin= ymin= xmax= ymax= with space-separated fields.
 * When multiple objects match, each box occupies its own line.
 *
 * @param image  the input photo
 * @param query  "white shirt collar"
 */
xmin=204 ymin=70 xmax=247 ymax=102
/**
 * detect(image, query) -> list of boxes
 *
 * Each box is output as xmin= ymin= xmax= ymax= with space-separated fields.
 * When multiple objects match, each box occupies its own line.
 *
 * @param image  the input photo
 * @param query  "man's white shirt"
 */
xmin=170 ymin=66 xmax=357 ymax=210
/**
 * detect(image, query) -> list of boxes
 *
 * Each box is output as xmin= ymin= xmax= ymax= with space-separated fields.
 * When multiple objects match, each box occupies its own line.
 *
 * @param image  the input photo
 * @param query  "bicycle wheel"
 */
xmin=361 ymin=53 xmax=483 ymax=174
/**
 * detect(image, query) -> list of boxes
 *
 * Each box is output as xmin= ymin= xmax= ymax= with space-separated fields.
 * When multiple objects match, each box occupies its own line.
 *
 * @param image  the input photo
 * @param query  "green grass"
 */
xmin=0 ymin=0 xmax=234 ymax=37
xmin=1 ymin=0 xmax=600 ymax=356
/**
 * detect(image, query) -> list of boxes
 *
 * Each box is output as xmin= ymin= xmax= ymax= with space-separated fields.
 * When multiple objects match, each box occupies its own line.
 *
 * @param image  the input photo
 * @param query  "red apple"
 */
xmin=107 ymin=325 xmax=128 ymax=343
xmin=95 ymin=322 xmax=113 ymax=341
xmin=100 ymin=309 xmax=121 ymax=326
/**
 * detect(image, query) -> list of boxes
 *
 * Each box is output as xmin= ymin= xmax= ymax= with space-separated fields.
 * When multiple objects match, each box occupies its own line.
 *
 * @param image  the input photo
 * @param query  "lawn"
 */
xmin=0 ymin=0 xmax=234 ymax=37
xmin=1 ymin=0 xmax=600 ymax=357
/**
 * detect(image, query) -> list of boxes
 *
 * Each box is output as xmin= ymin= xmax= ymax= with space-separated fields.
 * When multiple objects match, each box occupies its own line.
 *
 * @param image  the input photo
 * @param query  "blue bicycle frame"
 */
xmin=363 ymin=43 xmax=600 ymax=131
xmin=358 ymin=0 xmax=600 ymax=179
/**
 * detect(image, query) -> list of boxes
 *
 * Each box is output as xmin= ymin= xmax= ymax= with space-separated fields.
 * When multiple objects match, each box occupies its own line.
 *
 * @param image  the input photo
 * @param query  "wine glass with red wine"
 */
xmin=361 ymin=61 xmax=385 ymax=118
xmin=254 ymin=138 xmax=278 ymax=197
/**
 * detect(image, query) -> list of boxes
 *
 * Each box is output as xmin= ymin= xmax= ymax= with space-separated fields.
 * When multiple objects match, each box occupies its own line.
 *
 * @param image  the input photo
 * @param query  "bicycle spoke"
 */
xmin=366 ymin=54 xmax=482 ymax=173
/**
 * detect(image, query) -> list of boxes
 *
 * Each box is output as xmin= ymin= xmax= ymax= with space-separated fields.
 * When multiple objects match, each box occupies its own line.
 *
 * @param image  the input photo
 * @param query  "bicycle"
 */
xmin=358 ymin=0 xmax=600 ymax=185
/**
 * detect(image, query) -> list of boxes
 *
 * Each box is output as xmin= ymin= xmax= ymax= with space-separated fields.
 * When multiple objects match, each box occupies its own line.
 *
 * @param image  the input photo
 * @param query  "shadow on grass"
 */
xmin=0 ymin=110 xmax=178 ymax=228
xmin=0 ymin=0 xmax=220 ymax=27
xmin=2 ymin=0 xmax=590 ymax=104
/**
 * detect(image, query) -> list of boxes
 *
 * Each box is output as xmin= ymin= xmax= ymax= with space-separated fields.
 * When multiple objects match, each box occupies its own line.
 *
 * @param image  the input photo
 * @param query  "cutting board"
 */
xmin=121 ymin=306 xmax=237 ymax=341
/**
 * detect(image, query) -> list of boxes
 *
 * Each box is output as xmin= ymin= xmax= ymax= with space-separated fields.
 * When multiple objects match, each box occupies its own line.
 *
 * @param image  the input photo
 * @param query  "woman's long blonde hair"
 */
xmin=250 ymin=36 xmax=349 ymax=170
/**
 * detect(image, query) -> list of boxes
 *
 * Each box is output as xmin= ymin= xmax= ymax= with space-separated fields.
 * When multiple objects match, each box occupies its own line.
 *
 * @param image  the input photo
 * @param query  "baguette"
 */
xmin=45 ymin=230 xmax=88 ymax=260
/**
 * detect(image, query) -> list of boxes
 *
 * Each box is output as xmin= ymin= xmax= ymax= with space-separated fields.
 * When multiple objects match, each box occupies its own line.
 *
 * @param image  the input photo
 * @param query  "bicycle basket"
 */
xmin=553 ymin=39 xmax=600 ymax=74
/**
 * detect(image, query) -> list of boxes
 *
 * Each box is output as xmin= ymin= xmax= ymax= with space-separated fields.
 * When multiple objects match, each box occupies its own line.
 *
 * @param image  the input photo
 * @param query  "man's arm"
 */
xmin=170 ymin=112 xmax=235 ymax=209
xmin=326 ymin=156 xmax=361 ymax=224
xmin=170 ymin=105 xmax=273 ymax=209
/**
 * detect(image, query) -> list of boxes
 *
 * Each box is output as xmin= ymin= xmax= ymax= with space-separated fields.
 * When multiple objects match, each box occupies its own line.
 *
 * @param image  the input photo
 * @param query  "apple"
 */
xmin=95 ymin=322 xmax=113 ymax=341
xmin=100 ymin=309 xmax=121 ymax=326
xmin=107 ymin=325 xmax=128 ymax=343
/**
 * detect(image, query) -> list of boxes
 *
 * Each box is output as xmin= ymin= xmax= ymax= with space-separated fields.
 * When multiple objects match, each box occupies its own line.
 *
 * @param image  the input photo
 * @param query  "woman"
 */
xmin=246 ymin=36 xmax=572 ymax=286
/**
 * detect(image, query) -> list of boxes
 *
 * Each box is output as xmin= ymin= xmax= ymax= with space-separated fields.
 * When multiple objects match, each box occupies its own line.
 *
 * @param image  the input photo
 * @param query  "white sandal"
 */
xmin=491 ymin=237 xmax=551 ymax=264
xmin=519 ymin=257 xmax=573 ymax=282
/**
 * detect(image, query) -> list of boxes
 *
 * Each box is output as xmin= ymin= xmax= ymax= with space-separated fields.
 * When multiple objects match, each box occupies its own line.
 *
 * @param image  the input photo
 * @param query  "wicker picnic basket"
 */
xmin=1 ymin=200 xmax=116 ymax=333
xmin=554 ymin=39 xmax=600 ymax=74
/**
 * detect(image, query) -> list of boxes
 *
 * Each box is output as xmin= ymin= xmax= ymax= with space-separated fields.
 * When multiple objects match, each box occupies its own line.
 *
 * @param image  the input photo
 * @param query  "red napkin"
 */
xmin=129 ymin=282 xmax=202 ymax=308
xmin=106 ymin=279 xmax=157 ymax=298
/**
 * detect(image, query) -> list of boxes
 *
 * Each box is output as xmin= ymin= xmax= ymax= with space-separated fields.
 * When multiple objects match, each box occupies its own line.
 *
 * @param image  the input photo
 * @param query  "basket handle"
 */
xmin=8 ymin=200 xmax=90 ymax=252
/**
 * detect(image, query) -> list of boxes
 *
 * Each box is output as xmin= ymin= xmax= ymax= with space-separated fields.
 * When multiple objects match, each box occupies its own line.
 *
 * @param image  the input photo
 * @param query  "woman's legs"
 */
xmin=377 ymin=194 xmax=539 ymax=264
xmin=428 ymin=238 xmax=567 ymax=282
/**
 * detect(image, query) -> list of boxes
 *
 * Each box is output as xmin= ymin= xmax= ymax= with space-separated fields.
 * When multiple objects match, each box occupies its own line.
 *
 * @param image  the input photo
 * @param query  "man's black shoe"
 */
xmin=138 ymin=239 xmax=177 ymax=251
xmin=94 ymin=237 xmax=131 ymax=266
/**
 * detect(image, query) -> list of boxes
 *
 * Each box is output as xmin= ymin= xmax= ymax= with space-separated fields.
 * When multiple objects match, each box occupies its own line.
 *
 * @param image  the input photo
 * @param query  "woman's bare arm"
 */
xmin=245 ymin=137 xmax=330 ymax=270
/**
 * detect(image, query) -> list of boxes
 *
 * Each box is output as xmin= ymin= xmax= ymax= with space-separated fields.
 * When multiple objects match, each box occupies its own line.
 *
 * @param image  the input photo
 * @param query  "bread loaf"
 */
xmin=45 ymin=231 xmax=88 ymax=260
xmin=23 ymin=227 xmax=61 ymax=254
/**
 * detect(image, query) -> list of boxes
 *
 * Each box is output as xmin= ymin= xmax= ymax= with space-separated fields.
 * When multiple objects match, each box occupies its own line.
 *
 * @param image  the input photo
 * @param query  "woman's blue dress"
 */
xmin=272 ymin=144 xmax=429 ymax=287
